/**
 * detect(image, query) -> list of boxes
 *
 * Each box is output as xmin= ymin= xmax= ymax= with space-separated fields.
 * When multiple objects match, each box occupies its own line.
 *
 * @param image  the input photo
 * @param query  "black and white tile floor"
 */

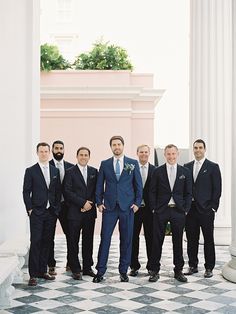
xmin=1 ymin=235 xmax=236 ymax=314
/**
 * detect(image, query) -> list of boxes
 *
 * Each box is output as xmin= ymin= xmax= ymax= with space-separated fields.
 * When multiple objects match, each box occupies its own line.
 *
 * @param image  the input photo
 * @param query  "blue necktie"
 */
xmin=115 ymin=159 xmax=120 ymax=181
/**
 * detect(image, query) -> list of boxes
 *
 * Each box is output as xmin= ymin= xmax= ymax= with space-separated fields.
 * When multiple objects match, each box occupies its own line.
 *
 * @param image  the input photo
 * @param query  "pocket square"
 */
xmin=179 ymin=174 xmax=185 ymax=179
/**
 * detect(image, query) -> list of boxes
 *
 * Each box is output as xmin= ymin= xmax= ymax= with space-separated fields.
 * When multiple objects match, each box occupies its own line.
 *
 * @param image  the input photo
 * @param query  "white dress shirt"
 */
xmin=113 ymin=155 xmax=124 ymax=174
xmin=166 ymin=163 xmax=177 ymax=205
xmin=77 ymin=164 xmax=88 ymax=184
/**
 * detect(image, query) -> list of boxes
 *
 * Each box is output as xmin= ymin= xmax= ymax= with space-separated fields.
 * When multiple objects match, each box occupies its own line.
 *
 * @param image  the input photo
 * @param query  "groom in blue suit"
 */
xmin=93 ymin=135 xmax=143 ymax=283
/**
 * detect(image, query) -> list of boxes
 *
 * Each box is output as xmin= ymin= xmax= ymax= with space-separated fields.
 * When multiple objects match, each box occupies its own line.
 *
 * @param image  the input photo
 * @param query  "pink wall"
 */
xmin=40 ymin=70 xmax=164 ymax=233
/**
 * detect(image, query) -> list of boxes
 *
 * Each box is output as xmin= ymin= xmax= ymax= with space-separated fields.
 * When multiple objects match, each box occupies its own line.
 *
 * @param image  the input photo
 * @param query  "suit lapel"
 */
xmin=109 ymin=157 xmax=117 ymax=181
xmin=195 ymin=159 xmax=208 ymax=182
xmin=163 ymin=164 xmax=171 ymax=190
xmin=76 ymin=165 xmax=87 ymax=186
xmin=36 ymin=163 xmax=48 ymax=189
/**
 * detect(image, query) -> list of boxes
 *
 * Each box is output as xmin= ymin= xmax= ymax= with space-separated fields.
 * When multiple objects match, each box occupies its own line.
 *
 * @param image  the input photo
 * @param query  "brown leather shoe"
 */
xmin=28 ymin=277 xmax=37 ymax=286
xmin=38 ymin=273 xmax=55 ymax=280
xmin=72 ymin=272 xmax=82 ymax=280
xmin=48 ymin=267 xmax=57 ymax=276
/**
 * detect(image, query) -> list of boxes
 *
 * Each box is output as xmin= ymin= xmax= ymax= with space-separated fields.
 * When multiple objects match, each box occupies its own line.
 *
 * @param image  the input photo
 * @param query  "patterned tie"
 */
xmin=169 ymin=165 xmax=175 ymax=191
xmin=56 ymin=162 xmax=64 ymax=183
xmin=43 ymin=165 xmax=50 ymax=188
xmin=115 ymin=159 xmax=120 ymax=181
xmin=194 ymin=161 xmax=201 ymax=182
xmin=141 ymin=165 xmax=147 ymax=187
xmin=82 ymin=167 xmax=87 ymax=185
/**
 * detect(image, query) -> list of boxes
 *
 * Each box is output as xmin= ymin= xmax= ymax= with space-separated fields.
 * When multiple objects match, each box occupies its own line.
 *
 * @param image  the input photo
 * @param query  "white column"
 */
xmin=190 ymin=0 xmax=232 ymax=245
xmin=0 ymin=0 xmax=40 ymax=243
xmin=222 ymin=0 xmax=236 ymax=283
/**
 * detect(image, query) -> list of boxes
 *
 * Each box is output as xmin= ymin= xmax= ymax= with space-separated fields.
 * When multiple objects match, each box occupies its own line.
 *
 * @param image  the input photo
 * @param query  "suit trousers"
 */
xmin=67 ymin=214 xmax=95 ymax=273
xmin=29 ymin=209 xmax=57 ymax=277
xmin=96 ymin=205 xmax=134 ymax=275
xmin=185 ymin=202 xmax=215 ymax=270
xmin=130 ymin=205 xmax=153 ymax=271
xmin=150 ymin=206 xmax=186 ymax=273
xmin=48 ymin=201 xmax=70 ymax=267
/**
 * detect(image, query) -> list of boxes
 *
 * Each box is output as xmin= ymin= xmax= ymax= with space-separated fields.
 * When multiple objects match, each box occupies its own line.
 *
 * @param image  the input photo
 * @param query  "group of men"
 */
xmin=23 ymin=136 xmax=222 ymax=287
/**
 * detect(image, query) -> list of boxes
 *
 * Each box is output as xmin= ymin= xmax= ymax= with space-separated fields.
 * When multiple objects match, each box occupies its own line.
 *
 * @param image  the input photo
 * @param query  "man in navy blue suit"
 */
xmin=48 ymin=140 xmax=74 ymax=276
xmin=148 ymin=144 xmax=192 ymax=283
xmin=184 ymin=139 xmax=222 ymax=278
xmin=64 ymin=147 xmax=98 ymax=280
xmin=23 ymin=142 xmax=61 ymax=286
xmin=129 ymin=144 xmax=156 ymax=276
xmin=93 ymin=135 xmax=143 ymax=283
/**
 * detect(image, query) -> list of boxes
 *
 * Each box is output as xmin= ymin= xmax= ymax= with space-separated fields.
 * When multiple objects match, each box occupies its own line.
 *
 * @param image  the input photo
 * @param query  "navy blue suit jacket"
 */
xmin=96 ymin=156 xmax=143 ymax=211
xmin=23 ymin=163 xmax=61 ymax=216
xmin=64 ymin=165 xmax=98 ymax=220
xmin=184 ymin=159 xmax=222 ymax=213
xmin=149 ymin=164 xmax=192 ymax=214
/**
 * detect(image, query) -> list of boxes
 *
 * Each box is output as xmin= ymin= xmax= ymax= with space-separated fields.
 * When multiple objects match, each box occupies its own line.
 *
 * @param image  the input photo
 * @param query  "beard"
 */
xmin=53 ymin=152 xmax=64 ymax=161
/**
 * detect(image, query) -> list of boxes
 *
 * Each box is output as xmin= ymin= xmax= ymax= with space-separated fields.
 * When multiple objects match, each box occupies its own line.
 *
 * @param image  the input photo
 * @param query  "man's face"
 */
xmin=111 ymin=139 xmax=124 ymax=157
xmin=193 ymin=142 xmax=206 ymax=160
xmin=52 ymin=144 xmax=64 ymax=161
xmin=164 ymin=147 xmax=178 ymax=165
xmin=37 ymin=145 xmax=50 ymax=163
xmin=77 ymin=149 xmax=90 ymax=166
xmin=137 ymin=146 xmax=150 ymax=164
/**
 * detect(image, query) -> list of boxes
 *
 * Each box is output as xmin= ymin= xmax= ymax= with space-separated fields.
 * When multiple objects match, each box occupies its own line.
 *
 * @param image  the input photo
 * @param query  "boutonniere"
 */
xmin=179 ymin=174 xmax=185 ymax=180
xmin=124 ymin=163 xmax=135 ymax=174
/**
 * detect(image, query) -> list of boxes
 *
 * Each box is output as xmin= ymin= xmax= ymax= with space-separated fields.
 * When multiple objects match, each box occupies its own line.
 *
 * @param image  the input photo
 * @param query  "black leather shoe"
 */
xmin=48 ymin=267 xmax=57 ymax=276
xmin=93 ymin=274 xmax=104 ymax=283
xmin=38 ymin=273 xmax=55 ymax=280
xmin=72 ymin=272 xmax=82 ymax=280
xmin=148 ymin=271 xmax=159 ymax=282
xmin=174 ymin=271 xmax=188 ymax=282
xmin=83 ymin=269 xmax=96 ymax=277
xmin=129 ymin=269 xmax=138 ymax=277
xmin=120 ymin=273 xmax=129 ymax=282
xmin=184 ymin=267 xmax=198 ymax=275
xmin=204 ymin=269 xmax=213 ymax=278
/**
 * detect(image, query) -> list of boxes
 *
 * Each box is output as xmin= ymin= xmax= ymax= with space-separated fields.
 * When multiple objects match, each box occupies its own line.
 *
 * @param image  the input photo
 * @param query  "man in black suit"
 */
xmin=23 ymin=142 xmax=61 ymax=286
xmin=129 ymin=144 xmax=155 ymax=276
xmin=184 ymin=139 xmax=222 ymax=278
xmin=48 ymin=140 xmax=74 ymax=275
xmin=64 ymin=147 xmax=97 ymax=280
xmin=148 ymin=144 xmax=192 ymax=283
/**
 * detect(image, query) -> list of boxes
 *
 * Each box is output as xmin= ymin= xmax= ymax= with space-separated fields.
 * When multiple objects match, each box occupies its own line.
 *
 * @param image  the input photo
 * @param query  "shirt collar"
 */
xmin=38 ymin=162 xmax=49 ymax=168
xmin=166 ymin=163 xmax=177 ymax=170
xmin=114 ymin=155 xmax=124 ymax=162
xmin=139 ymin=162 xmax=148 ymax=168
xmin=53 ymin=158 xmax=64 ymax=165
xmin=194 ymin=157 xmax=205 ymax=165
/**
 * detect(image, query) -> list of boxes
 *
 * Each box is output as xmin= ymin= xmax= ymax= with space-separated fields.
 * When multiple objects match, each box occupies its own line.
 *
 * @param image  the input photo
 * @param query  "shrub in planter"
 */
xmin=41 ymin=43 xmax=72 ymax=71
xmin=74 ymin=40 xmax=133 ymax=70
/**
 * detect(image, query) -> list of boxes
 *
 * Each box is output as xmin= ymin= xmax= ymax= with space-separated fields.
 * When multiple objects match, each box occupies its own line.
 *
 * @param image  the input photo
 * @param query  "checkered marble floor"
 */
xmin=1 ymin=234 xmax=236 ymax=314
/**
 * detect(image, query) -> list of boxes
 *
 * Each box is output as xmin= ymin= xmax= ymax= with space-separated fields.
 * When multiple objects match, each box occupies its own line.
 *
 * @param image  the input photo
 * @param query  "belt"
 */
xmin=168 ymin=204 xmax=176 ymax=208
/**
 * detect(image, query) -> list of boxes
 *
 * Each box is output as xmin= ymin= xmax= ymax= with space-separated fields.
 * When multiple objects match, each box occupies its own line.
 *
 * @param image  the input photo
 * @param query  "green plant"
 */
xmin=74 ymin=40 xmax=133 ymax=70
xmin=41 ymin=43 xmax=71 ymax=71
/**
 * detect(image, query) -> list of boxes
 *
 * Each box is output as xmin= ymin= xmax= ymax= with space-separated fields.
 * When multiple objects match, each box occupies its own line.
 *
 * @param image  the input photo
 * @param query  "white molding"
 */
xmin=41 ymin=86 xmax=165 ymax=102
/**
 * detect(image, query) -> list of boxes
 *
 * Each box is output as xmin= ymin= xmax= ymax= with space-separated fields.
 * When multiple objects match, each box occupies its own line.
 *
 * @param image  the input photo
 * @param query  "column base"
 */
xmin=222 ymin=255 xmax=236 ymax=283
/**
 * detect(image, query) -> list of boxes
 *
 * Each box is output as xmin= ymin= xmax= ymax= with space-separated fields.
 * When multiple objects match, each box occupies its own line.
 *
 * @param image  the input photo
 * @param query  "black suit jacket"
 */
xmin=49 ymin=159 xmax=74 ymax=181
xmin=64 ymin=165 xmax=98 ymax=220
xmin=23 ymin=163 xmax=61 ymax=215
xmin=184 ymin=159 xmax=222 ymax=213
xmin=142 ymin=163 xmax=156 ymax=209
xmin=149 ymin=164 xmax=192 ymax=214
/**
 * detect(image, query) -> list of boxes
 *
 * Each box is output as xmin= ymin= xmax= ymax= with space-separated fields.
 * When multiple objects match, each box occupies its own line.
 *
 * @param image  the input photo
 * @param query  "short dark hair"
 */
xmin=76 ymin=147 xmax=91 ymax=156
xmin=109 ymin=135 xmax=124 ymax=146
xmin=164 ymin=144 xmax=178 ymax=152
xmin=52 ymin=140 xmax=64 ymax=148
xmin=193 ymin=139 xmax=206 ymax=149
xmin=37 ymin=142 xmax=50 ymax=152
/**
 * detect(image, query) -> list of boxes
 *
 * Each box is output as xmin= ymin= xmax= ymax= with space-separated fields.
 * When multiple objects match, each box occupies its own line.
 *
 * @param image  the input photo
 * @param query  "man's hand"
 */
xmin=98 ymin=204 xmax=106 ymax=213
xmin=81 ymin=200 xmax=93 ymax=212
xmin=131 ymin=204 xmax=139 ymax=213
